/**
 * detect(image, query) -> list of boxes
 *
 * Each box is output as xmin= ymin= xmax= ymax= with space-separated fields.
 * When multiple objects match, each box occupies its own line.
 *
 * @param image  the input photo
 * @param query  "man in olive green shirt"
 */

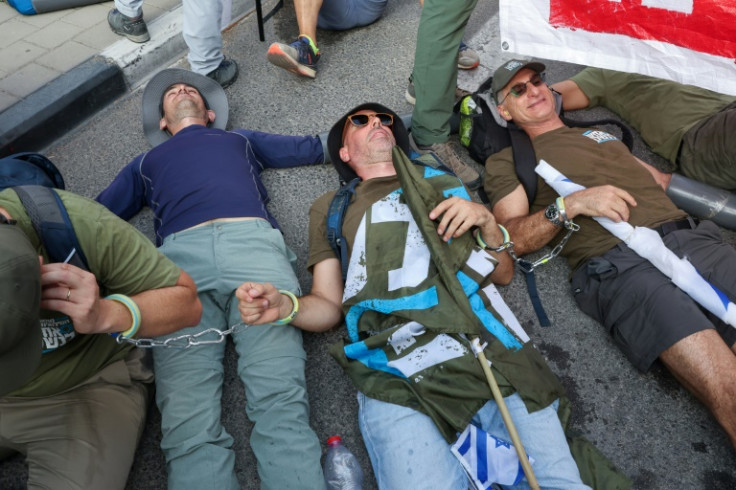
xmin=552 ymin=67 xmax=736 ymax=191
xmin=486 ymin=59 xmax=736 ymax=450
xmin=0 ymin=188 xmax=200 ymax=489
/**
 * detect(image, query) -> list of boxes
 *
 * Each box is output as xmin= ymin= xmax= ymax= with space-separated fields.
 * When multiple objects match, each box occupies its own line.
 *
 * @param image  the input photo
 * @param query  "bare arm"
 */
xmin=493 ymin=185 xmax=563 ymax=256
xmin=550 ymin=80 xmax=590 ymax=111
xmin=236 ymin=257 xmax=344 ymax=332
xmin=633 ymin=155 xmax=672 ymax=190
xmin=494 ymin=183 xmax=638 ymax=255
xmin=40 ymin=265 xmax=201 ymax=336
xmin=429 ymin=196 xmax=515 ymax=284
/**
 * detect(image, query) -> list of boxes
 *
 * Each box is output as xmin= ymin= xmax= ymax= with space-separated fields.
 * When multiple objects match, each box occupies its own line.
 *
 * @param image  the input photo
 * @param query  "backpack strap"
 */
xmin=507 ymin=124 xmax=538 ymax=205
xmin=326 ymin=178 xmax=360 ymax=282
xmin=13 ymin=185 xmax=89 ymax=270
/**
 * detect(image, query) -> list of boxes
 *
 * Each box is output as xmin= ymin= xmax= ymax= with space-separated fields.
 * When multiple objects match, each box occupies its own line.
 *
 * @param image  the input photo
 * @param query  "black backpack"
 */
xmin=453 ymin=76 xmax=634 ymax=205
xmin=0 ymin=153 xmax=89 ymax=270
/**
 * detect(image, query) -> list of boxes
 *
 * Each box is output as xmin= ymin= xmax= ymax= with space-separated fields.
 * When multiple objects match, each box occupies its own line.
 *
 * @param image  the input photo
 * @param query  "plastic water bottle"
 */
xmin=323 ymin=435 xmax=364 ymax=490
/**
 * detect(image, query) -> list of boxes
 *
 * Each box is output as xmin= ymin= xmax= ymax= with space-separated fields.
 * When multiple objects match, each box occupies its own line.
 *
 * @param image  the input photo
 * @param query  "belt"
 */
xmin=653 ymin=217 xmax=699 ymax=237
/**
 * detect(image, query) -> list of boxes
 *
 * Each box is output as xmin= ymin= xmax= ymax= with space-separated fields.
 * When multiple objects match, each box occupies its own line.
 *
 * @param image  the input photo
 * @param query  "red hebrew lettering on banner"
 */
xmin=549 ymin=0 xmax=736 ymax=59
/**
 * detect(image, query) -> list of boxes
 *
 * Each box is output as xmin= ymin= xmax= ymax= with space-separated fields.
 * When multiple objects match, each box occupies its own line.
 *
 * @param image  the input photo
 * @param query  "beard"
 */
xmin=169 ymin=98 xmax=207 ymax=123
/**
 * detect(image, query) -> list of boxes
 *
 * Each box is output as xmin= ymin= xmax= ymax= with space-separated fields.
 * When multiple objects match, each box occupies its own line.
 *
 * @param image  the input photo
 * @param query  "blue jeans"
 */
xmin=155 ymin=220 xmax=325 ymax=490
xmin=318 ymin=0 xmax=388 ymax=30
xmin=358 ymin=392 xmax=590 ymax=489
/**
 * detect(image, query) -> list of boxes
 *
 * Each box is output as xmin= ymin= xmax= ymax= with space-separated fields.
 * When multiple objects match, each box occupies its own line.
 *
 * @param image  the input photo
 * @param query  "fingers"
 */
xmin=431 ymin=197 xmax=490 ymax=242
xmin=236 ymin=282 xmax=280 ymax=325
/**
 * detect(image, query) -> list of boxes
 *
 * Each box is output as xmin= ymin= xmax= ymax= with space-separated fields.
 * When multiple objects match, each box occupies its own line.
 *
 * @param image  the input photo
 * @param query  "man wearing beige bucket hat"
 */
xmin=0 ymin=189 xmax=200 ymax=489
xmin=97 ymin=68 xmax=327 ymax=489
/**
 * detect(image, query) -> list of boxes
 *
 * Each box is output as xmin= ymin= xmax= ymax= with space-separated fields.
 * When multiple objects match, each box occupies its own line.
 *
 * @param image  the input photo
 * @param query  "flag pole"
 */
xmin=471 ymin=337 xmax=540 ymax=490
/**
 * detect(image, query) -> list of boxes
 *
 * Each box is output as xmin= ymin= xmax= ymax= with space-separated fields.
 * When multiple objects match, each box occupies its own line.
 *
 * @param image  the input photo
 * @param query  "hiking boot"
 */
xmin=266 ymin=35 xmax=320 ymax=78
xmin=107 ymin=9 xmax=150 ymax=43
xmin=410 ymin=134 xmax=482 ymax=190
xmin=457 ymin=41 xmax=480 ymax=70
xmin=206 ymin=58 xmax=239 ymax=89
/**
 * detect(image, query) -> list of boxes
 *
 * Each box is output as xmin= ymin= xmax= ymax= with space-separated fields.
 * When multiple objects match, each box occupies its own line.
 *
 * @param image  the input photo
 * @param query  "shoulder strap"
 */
xmin=326 ymin=178 xmax=360 ymax=282
xmin=14 ymin=186 xmax=89 ymax=270
xmin=507 ymin=125 xmax=538 ymax=205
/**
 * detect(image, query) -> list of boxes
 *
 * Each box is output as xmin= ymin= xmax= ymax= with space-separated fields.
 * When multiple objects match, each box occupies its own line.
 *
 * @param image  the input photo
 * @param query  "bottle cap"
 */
xmin=327 ymin=435 xmax=343 ymax=446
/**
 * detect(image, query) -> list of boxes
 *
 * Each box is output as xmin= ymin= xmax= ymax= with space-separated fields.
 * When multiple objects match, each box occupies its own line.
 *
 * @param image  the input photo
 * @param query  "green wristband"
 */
xmin=106 ymin=294 xmax=141 ymax=338
xmin=274 ymin=290 xmax=299 ymax=325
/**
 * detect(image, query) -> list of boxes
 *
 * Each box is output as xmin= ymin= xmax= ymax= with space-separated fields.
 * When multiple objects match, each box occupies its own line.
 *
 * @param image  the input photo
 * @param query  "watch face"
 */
xmin=545 ymin=203 xmax=558 ymax=221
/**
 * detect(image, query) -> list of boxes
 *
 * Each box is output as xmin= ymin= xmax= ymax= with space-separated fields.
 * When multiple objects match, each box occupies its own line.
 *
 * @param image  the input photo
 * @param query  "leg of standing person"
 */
xmin=266 ymin=0 xmax=388 ymax=78
xmin=183 ymin=0 xmax=239 ymax=88
xmin=154 ymin=227 xmax=240 ymax=490
xmin=267 ymin=0 xmax=323 ymax=78
xmin=0 ymin=350 xmax=152 ymax=489
xmin=409 ymin=0 xmax=481 ymax=189
xmin=108 ymin=0 xmax=150 ymax=43
xmin=222 ymin=220 xmax=324 ymax=489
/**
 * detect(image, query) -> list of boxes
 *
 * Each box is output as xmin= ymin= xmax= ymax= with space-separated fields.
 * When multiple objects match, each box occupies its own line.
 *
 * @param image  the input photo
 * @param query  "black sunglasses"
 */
xmin=346 ymin=113 xmax=394 ymax=127
xmin=499 ymin=73 xmax=545 ymax=104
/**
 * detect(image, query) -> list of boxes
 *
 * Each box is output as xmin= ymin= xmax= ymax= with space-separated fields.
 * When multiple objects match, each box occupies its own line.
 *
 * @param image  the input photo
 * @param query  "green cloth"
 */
xmin=571 ymin=67 xmax=735 ymax=165
xmin=0 ymin=189 xmax=181 ymax=397
xmin=411 ymin=0 xmax=479 ymax=145
xmin=326 ymin=148 xmax=564 ymax=441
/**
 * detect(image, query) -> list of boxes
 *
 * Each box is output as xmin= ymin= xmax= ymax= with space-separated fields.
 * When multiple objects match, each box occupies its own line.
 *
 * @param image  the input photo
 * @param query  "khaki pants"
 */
xmin=0 ymin=349 xmax=153 ymax=490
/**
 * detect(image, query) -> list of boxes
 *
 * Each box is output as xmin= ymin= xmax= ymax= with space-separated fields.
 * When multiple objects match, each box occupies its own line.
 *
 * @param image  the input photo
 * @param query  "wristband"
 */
xmin=106 ymin=294 xmax=141 ymax=338
xmin=274 ymin=290 xmax=299 ymax=325
xmin=476 ymin=224 xmax=513 ymax=253
xmin=556 ymin=196 xmax=569 ymax=224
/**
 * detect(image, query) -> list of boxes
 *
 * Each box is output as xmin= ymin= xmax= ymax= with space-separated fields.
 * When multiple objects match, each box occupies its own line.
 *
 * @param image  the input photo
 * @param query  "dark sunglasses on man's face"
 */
xmin=346 ymin=113 xmax=394 ymax=127
xmin=500 ymin=73 xmax=546 ymax=103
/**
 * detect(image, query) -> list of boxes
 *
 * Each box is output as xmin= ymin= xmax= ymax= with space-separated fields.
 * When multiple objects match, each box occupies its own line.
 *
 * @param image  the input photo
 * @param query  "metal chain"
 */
xmin=115 ymin=322 xmax=251 ymax=348
xmin=508 ymin=221 xmax=580 ymax=274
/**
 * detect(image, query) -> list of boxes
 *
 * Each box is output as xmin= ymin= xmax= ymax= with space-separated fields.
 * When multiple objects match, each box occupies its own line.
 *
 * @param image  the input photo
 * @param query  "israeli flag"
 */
xmin=451 ymin=424 xmax=531 ymax=488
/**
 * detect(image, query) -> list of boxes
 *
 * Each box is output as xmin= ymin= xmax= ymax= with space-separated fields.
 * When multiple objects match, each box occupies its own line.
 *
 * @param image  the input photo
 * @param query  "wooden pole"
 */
xmin=471 ymin=337 xmax=540 ymax=490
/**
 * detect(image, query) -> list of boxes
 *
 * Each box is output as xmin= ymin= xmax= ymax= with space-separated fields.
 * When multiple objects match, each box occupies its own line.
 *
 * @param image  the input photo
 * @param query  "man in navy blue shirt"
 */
xmin=97 ymin=68 xmax=326 ymax=490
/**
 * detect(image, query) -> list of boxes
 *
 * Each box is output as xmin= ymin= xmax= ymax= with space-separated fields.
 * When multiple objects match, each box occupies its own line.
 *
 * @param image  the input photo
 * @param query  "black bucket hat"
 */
xmin=142 ymin=68 xmax=229 ymax=147
xmin=327 ymin=103 xmax=411 ymax=184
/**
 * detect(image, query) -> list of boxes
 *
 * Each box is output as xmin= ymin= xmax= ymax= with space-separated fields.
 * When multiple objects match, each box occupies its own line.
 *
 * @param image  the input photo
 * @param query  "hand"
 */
xmin=40 ymin=262 xmax=103 ymax=333
xmin=429 ymin=196 xmax=495 ymax=242
xmin=236 ymin=282 xmax=290 ymax=325
xmin=566 ymin=185 xmax=637 ymax=222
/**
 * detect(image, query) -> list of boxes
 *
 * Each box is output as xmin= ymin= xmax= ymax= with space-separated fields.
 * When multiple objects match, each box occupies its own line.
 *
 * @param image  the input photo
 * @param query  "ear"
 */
xmin=338 ymin=145 xmax=350 ymax=163
xmin=497 ymin=104 xmax=512 ymax=122
xmin=206 ymin=110 xmax=216 ymax=124
xmin=159 ymin=116 xmax=168 ymax=131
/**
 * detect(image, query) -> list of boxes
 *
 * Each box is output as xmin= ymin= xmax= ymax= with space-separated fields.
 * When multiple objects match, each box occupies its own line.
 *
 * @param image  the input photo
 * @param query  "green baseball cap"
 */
xmin=492 ymin=59 xmax=546 ymax=103
xmin=0 ymin=221 xmax=42 ymax=396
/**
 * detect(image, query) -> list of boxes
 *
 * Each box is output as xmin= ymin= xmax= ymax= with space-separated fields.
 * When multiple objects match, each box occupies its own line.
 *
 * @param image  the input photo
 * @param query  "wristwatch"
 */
xmin=544 ymin=201 xmax=563 ymax=227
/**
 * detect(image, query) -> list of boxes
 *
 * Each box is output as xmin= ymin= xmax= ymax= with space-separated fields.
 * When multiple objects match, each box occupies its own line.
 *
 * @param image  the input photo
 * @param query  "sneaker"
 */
xmin=266 ymin=35 xmax=320 ymax=78
xmin=405 ymin=75 xmax=416 ymax=105
xmin=405 ymin=75 xmax=472 ymax=106
xmin=206 ymin=58 xmax=239 ymax=89
xmin=107 ymin=9 xmax=150 ymax=43
xmin=457 ymin=41 xmax=480 ymax=70
xmin=410 ymin=134 xmax=482 ymax=190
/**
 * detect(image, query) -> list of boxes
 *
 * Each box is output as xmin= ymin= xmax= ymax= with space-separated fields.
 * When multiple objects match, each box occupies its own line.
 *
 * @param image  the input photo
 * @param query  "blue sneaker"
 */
xmin=267 ymin=35 xmax=321 ymax=78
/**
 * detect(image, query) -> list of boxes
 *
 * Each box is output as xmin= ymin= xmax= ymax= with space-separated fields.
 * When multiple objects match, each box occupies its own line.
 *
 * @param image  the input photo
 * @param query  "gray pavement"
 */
xmin=1 ymin=0 xmax=736 ymax=488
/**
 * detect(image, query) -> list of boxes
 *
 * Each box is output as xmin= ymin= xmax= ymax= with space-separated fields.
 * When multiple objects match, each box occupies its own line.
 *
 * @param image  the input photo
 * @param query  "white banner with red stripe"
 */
xmin=499 ymin=0 xmax=736 ymax=95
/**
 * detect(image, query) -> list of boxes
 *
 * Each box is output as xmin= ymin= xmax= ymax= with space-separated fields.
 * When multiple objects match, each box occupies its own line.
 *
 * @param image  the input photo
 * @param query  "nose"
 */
xmin=368 ymin=114 xmax=382 ymax=128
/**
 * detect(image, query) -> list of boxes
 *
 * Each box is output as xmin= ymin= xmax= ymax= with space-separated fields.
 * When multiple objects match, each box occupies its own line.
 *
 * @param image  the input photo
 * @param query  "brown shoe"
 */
xmin=410 ymin=134 xmax=482 ymax=190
